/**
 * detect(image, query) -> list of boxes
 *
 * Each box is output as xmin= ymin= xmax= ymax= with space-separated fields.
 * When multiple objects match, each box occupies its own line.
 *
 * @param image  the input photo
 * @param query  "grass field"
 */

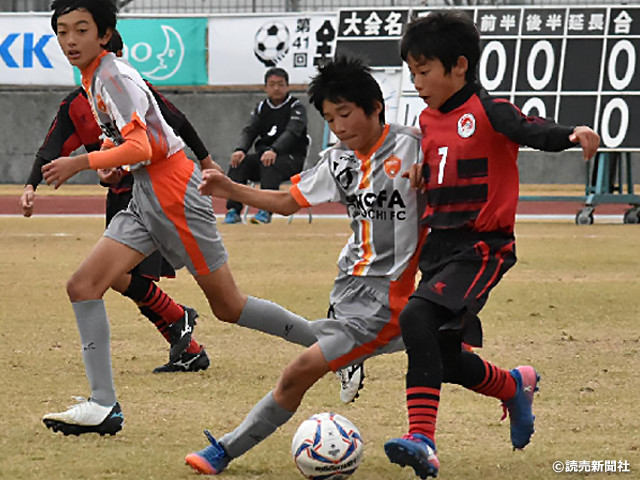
xmin=1 ymin=216 xmax=639 ymax=480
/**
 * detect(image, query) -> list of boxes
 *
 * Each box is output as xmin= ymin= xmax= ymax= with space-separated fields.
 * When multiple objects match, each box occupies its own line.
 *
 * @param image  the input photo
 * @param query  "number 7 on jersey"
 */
xmin=437 ymin=146 xmax=448 ymax=184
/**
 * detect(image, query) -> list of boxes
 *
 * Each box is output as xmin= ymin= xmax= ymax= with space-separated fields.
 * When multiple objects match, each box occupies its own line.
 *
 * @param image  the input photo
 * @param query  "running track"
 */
xmin=0 ymin=194 xmax=632 ymax=222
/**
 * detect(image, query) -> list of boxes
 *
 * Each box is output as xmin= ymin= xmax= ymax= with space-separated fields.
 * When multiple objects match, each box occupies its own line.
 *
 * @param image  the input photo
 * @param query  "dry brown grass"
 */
xmin=0 ymin=217 xmax=639 ymax=480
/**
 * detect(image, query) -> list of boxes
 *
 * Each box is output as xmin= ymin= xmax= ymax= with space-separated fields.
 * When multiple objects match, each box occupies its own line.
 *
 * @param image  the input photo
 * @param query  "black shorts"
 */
xmin=106 ymin=189 xmax=176 ymax=281
xmin=132 ymin=250 xmax=176 ymax=281
xmin=105 ymin=189 xmax=133 ymax=227
xmin=412 ymin=229 xmax=516 ymax=346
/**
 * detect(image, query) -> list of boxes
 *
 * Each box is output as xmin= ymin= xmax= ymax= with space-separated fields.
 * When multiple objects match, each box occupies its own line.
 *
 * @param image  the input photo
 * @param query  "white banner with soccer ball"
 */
xmin=208 ymin=13 xmax=337 ymax=86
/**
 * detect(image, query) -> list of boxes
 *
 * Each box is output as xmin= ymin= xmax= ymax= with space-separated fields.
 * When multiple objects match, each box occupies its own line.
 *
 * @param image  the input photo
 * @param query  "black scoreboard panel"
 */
xmin=334 ymin=40 xmax=404 ymax=68
xmin=335 ymin=6 xmax=640 ymax=150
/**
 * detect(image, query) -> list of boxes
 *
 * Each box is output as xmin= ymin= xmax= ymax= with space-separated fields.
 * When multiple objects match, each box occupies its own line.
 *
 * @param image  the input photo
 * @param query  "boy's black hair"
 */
xmin=308 ymin=56 xmax=385 ymax=124
xmin=106 ymin=28 xmax=123 ymax=54
xmin=264 ymin=67 xmax=289 ymax=85
xmin=50 ymin=0 xmax=118 ymax=37
xmin=401 ymin=11 xmax=480 ymax=82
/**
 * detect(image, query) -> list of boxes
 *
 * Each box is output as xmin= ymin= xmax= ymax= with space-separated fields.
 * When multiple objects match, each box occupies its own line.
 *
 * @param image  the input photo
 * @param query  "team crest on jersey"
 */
xmin=457 ymin=113 xmax=475 ymax=138
xmin=383 ymin=155 xmax=402 ymax=179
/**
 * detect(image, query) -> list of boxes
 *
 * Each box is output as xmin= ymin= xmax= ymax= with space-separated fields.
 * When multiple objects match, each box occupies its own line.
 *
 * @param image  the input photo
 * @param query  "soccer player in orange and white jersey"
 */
xmin=185 ymin=56 xmax=428 ymax=475
xmin=41 ymin=0 xmax=318 ymax=437
xmin=21 ymin=30 xmax=212 ymax=374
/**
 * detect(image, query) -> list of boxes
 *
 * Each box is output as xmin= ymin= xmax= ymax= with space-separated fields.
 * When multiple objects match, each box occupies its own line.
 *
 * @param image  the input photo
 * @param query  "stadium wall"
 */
xmin=1 ymin=8 xmax=637 ymax=185
xmin=0 ymin=87 xmax=611 ymax=186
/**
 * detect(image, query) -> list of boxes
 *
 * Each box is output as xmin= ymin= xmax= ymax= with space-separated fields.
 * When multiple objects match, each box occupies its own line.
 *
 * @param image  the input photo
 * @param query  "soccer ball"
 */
xmin=291 ymin=412 xmax=364 ymax=479
xmin=254 ymin=22 xmax=290 ymax=67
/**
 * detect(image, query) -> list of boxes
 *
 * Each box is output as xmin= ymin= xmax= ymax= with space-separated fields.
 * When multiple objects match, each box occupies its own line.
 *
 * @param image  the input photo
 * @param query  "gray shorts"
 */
xmin=104 ymin=155 xmax=228 ymax=276
xmin=310 ymin=273 xmax=406 ymax=371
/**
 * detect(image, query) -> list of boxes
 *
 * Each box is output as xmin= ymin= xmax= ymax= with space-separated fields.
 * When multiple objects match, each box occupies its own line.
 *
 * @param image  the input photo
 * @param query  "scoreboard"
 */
xmin=335 ymin=6 xmax=640 ymax=151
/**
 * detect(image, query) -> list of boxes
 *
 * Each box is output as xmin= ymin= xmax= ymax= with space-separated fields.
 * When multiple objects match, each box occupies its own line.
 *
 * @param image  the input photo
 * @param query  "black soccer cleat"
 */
xmin=168 ymin=305 xmax=198 ymax=362
xmin=153 ymin=347 xmax=210 ymax=373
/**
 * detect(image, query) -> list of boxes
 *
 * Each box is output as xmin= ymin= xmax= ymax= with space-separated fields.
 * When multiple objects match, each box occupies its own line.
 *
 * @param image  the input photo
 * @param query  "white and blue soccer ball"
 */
xmin=292 ymin=412 xmax=364 ymax=480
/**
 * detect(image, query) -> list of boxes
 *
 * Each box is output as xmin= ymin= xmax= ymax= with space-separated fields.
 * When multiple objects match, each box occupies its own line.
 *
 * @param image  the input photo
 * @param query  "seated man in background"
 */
xmin=225 ymin=67 xmax=308 ymax=224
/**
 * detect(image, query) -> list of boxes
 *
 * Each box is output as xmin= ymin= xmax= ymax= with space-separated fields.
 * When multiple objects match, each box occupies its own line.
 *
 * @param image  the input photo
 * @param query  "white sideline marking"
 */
xmin=3 ymin=232 xmax=74 ymax=237
xmin=0 ymin=213 xmax=627 ymax=224
xmin=0 ymin=214 xmax=103 ymax=218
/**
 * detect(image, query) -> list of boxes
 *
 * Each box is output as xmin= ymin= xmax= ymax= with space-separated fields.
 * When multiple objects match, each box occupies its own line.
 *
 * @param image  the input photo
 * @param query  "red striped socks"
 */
xmin=139 ymin=282 xmax=184 ymax=324
xmin=470 ymin=359 xmax=516 ymax=401
xmin=407 ymin=386 xmax=440 ymax=442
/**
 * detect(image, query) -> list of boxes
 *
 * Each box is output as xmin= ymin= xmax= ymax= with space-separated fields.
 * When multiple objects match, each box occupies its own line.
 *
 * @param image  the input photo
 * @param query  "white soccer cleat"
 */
xmin=43 ymin=396 xmax=124 ymax=436
xmin=336 ymin=363 xmax=365 ymax=403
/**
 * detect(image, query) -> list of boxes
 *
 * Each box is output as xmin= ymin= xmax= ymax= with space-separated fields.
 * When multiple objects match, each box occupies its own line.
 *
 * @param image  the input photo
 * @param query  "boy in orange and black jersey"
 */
xmin=384 ymin=11 xmax=600 ymax=479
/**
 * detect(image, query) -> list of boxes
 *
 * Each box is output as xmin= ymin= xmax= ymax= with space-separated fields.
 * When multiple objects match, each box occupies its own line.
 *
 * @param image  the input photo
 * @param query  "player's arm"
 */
xmin=173 ymin=118 xmax=223 ymax=172
xmin=21 ymin=154 xmax=50 ymax=217
xmin=43 ymin=80 xmax=153 ymax=188
xmin=199 ymin=155 xmax=223 ymax=173
xmin=22 ymin=93 xmax=84 ymax=213
xmin=199 ymin=169 xmax=300 ymax=215
xmin=42 ymin=121 xmax=150 ymax=188
xmin=146 ymin=80 xmax=219 ymax=171
xmin=568 ymin=126 xmax=600 ymax=161
xmin=482 ymin=94 xmax=599 ymax=160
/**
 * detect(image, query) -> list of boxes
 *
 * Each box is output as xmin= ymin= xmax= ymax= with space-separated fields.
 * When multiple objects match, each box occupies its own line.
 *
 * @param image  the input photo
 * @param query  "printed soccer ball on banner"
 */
xmin=254 ymin=21 xmax=290 ymax=67
xmin=291 ymin=412 xmax=364 ymax=479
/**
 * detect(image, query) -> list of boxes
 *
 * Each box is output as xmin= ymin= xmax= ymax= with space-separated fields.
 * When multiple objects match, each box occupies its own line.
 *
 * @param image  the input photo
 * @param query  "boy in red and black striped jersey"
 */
xmin=384 ymin=11 xmax=600 ymax=478
xmin=20 ymin=31 xmax=213 ymax=374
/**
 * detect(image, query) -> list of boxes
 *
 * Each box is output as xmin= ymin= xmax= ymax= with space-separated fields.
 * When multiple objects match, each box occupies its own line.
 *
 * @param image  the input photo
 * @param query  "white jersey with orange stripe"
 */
xmin=86 ymin=53 xmax=185 ymax=169
xmin=292 ymin=123 xmax=425 ymax=281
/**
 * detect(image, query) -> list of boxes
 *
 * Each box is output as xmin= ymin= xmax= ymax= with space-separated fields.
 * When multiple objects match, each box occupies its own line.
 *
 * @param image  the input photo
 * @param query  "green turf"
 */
xmin=0 ymin=217 xmax=638 ymax=479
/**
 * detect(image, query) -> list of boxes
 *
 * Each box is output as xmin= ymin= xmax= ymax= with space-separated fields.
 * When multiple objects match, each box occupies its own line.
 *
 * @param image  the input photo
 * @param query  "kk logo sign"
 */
xmin=0 ymin=33 xmax=53 ymax=68
xmin=0 ymin=16 xmax=75 ymax=85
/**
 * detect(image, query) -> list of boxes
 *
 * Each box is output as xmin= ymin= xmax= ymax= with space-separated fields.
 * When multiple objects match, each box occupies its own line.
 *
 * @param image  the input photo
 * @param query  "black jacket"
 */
xmin=235 ymin=94 xmax=308 ymax=158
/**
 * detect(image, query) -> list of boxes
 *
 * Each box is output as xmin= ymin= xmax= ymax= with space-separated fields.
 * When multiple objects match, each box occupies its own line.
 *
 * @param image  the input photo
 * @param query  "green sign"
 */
xmin=74 ymin=17 xmax=208 ymax=86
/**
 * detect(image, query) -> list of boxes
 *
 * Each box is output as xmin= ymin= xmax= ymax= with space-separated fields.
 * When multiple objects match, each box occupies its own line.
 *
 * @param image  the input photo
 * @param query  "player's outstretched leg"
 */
xmin=501 ymin=365 xmax=540 ymax=449
xmin=335 ymin=362 xmax=365 ymax=403
xmin=43 ymin=397 xmax=124 ymax=436
xmin=384 ymin=433 xmax=440 ymax=478
xmin=185 ymin=430 xmax=231 ymax=475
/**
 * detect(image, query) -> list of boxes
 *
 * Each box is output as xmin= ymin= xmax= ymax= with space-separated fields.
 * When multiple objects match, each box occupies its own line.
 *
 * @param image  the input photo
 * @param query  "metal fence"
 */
xmin=3 ymin=0 xmax=639 ymax=13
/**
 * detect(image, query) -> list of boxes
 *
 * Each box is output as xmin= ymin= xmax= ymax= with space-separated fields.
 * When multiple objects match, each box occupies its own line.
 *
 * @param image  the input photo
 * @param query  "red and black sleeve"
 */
xmin=479 ymin=89 xmax=575 ymax=152
xmin=27 ymin=89 xmax=84 ymax=188
xmin=145 ymin=80 xmax=210 ymax=161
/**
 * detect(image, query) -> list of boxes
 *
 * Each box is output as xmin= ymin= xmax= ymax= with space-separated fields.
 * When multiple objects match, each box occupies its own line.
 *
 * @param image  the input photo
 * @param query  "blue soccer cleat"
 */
xmin=224 ymin=209 xmax=241 ymax=224
xmin=250 ymin=209 xmax=272 ymax=224
xmin=502 ymin=365 xmax=540 ymax=450
xmin=385 ymin=433 xmax=440 ymax=478
xmin=185 ymin=430 xmax=230 ymax=475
